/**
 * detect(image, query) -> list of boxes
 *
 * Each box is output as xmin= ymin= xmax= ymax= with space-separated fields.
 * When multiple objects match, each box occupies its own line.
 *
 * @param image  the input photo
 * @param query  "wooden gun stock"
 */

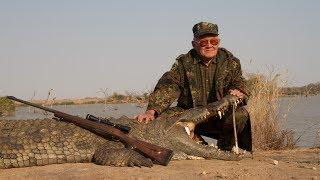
xmin=6 ymin=96 xmax=173 ymax=166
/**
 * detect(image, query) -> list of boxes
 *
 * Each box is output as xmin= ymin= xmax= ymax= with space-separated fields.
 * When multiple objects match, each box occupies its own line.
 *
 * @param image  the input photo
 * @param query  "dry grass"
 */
xmin=106 ymin=91 xmax=148 ymax=105
xmin=246 ymin=72 xmax=295 ymax=150
xmin=0 ymin=97 xmax=15 ymax=116
xmin=315 ymin=129 xmax=320 ymax=148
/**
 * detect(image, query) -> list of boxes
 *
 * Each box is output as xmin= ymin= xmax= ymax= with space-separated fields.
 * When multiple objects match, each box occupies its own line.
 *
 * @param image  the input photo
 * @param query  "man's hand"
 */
xmin=229 ymin=89 xmax=245 ymax=99
xmin=134 ymin=110 xmax=157 ymax=124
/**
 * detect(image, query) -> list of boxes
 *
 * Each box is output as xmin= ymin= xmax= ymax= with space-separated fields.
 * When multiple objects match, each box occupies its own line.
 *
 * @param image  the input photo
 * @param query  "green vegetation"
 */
xmin=0 ymin=97 xmax=15 ymax=116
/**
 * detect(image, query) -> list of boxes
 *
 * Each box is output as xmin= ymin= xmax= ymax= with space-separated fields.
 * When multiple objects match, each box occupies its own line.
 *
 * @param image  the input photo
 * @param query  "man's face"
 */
xmin=192 ymin=35 xmax=220 ymax=59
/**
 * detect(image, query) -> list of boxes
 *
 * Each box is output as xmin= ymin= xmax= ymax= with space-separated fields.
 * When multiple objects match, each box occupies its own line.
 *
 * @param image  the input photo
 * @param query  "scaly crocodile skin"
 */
xmin=0 ymin=119 xmax=107 ymax=168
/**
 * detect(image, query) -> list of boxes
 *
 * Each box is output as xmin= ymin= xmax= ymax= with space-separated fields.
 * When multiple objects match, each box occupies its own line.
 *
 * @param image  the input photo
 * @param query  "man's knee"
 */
xmin=218 ymin=107 xmax=252 ymax=151
xmin=218 ymin=106 xmax=250 ymax=136
xmin=235 ymin=107 xmax=250 ymax=126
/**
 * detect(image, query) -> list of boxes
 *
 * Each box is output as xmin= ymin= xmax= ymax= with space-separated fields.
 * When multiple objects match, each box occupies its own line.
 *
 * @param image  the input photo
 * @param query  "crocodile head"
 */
xmin=114 ymin=95 xmax=243 ymax=161
xmin=162 ymin=95 xmax=242 ymax=160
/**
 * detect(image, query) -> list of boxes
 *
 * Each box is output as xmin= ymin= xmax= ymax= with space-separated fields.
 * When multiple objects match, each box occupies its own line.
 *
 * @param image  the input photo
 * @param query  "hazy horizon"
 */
xmin=1 ymin=1 xmax=319 ymax=99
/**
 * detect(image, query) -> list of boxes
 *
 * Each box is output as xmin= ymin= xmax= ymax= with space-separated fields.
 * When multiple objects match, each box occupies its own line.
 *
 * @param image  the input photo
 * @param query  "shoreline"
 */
xmin=14 ymin=94 xmax=320 ymax=106
xmin=14 ymin=96 xmax=148 ymax=106
xmin=0 ymin=148 xmax=319 ymax=179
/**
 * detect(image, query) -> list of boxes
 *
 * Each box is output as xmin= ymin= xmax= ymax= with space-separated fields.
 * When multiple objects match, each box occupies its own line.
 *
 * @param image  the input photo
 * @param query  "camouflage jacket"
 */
xmin=147 ymin=48 xmax=249 ymax=115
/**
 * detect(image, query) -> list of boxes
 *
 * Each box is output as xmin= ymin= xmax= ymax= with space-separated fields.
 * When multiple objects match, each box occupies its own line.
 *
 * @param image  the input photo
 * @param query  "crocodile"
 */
xmin=0 ymin=95 xmax=248 ymax=169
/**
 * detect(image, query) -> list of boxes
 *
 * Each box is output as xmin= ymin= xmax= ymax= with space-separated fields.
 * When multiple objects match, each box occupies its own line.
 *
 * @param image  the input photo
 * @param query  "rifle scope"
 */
xmin=86 ymin=114 xmax=131 ymax=134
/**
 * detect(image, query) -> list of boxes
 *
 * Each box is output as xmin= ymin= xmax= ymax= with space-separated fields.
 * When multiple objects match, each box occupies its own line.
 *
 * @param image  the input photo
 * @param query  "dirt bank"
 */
xmin=0 ymin=148 xmax=319 ymax=180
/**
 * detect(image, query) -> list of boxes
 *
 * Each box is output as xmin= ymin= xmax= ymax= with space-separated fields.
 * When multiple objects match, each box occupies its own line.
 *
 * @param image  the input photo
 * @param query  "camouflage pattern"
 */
xmin=192 ymin=53 xmax=217 ymax=105
xmin=147 ymin=47 xmax=249 ymax=115
xmin=192 ymin=22 xmax=219 ymax=37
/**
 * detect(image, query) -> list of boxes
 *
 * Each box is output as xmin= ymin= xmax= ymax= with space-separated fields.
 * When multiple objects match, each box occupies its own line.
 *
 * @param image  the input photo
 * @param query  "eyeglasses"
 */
xmin=196 ymin=38 xmax=220 ymax=47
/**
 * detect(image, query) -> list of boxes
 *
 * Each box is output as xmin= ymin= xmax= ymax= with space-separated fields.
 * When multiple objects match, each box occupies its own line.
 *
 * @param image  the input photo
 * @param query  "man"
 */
xmin=135 ymin=22 xmax=252 ymax=151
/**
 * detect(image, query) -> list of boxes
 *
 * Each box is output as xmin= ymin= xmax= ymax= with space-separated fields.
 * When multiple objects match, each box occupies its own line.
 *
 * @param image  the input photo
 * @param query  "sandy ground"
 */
xmin=0 ymin=148 xmax=319 ymax=180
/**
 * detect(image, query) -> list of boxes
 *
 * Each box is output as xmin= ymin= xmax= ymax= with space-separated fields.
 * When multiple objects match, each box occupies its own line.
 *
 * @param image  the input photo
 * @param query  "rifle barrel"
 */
xmin=7 ymin=96 xmax=58 ymax=114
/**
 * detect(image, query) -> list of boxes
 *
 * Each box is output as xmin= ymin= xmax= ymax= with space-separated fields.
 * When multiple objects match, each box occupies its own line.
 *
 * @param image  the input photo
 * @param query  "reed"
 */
xmin=246 ymin=72 xmax=295 ymax=150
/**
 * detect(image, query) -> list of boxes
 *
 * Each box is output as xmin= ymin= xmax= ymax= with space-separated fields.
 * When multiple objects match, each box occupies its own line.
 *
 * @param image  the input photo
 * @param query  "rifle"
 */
xmin=6 ymin=96 xmax=173 ymax=166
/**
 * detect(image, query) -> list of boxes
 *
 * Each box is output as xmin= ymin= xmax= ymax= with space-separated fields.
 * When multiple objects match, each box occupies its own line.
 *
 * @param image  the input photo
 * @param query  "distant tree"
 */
xmin=282 ymin=82 xmax=320 ymax=96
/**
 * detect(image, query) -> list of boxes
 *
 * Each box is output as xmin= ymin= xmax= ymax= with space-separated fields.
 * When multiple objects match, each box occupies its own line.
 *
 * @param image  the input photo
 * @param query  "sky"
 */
xmin=0 ymin=0 xmax=319 ymax=99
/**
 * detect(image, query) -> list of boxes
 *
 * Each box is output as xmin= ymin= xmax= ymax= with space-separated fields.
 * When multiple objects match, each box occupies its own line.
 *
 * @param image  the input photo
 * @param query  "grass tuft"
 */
xmin=0 ymin=97 xmax=15 ymax=116
xmin=246 ymin=73 xmax=295 ymax=150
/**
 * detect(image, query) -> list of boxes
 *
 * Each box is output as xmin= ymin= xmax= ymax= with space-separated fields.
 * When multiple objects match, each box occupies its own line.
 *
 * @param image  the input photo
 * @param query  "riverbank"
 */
xmin=0 ymin=148 xmax=319 ymax=179
xmin=12 ymin=94 xmax=148 ymax=107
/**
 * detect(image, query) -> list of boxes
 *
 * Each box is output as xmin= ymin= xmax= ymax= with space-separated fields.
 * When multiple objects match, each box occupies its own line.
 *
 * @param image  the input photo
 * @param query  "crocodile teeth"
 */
xmin=184 ymin=127 xmax=191 ymax=136
xmin=218 ymin=111 xmax=222 ymax=119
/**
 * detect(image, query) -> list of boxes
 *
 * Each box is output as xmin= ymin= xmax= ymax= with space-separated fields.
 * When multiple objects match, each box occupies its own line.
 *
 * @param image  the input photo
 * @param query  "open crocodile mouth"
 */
xmin=173 ymin=108 xmax=226 ymax=146
xmin=175 ymin=110 xmax=249 ymax=156
xmin=171 ymin=106 xmax=214 ymax=139
xmin=164 ymin=95 xmax=242 ymax=149
xmin=164 ymin=108 xmax=210 ymax=143
xmin=163 ymin=96 xmax=249 ymax=159
xmin=177 ymin=121 xmax=211 ymax=146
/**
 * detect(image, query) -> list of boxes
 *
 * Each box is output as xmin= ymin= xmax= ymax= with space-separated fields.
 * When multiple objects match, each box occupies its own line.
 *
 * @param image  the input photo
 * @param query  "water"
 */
xmin=4 ymin=103 xmax=146 ymax=120
xmin=279 ymin=95 xmax=320 ymax=147
xmin=3 ymin=95 xmax=320 ymax=147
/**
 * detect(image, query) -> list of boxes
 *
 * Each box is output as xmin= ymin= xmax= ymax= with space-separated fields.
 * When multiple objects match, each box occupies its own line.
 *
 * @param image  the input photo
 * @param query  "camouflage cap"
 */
xmin=192 ymin=22 xmax=219 ymax=38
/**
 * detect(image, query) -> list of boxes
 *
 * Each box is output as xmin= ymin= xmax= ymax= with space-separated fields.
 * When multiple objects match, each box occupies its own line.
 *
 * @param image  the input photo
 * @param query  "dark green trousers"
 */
xmin=194 ymin=106 xmax=252 ymax=151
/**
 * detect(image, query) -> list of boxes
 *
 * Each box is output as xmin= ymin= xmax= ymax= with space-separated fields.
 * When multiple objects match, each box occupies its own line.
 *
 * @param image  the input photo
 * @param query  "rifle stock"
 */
xmin=6 ymin=96 xmax=173 ymax=166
